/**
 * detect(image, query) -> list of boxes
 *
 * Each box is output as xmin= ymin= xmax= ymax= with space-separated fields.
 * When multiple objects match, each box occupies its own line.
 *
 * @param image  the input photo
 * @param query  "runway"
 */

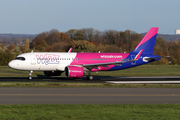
xmin=0 ymin=76 xmax=180 ymax=104
xmin=0 ymin=87 xmax=180 ymax=104
xmin=0 ymin=76 xmax=180 ymax=83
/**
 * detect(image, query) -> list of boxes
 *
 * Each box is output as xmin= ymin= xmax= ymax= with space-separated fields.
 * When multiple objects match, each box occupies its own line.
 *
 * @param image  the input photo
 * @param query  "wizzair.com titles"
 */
xmin=100 ymin=55 xmax=123 ymax=58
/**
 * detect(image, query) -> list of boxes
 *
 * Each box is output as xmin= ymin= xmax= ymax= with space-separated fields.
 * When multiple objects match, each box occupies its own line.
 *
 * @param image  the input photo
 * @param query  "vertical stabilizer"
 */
xmin=131 ymin=27 xmax=158 ymax=55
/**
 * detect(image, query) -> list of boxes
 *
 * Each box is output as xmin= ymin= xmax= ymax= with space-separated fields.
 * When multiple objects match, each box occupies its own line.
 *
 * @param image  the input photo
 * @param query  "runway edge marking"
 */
xmin=106 ymin=81 xmax=180 ymax=84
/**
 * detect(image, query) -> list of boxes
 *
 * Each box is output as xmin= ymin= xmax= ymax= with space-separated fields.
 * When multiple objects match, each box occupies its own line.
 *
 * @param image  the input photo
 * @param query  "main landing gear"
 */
xmin=29 ymin=71 xmax=33 ymax=79
xmin=87 ymin=75 xmax=93 ymax=80
xmin=86 ymin=70 xmax=93 ymax=80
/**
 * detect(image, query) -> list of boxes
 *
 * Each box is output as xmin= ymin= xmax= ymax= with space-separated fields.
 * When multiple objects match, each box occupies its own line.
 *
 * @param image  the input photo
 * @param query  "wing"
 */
xmin=82 ymin=59 xmax=137 ymax=69
xmin=81 ymin=49 xmax=143 ymax=70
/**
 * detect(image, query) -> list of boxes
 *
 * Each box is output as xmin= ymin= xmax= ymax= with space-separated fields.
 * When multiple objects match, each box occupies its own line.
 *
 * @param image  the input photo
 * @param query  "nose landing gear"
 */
xmin=29 ymin=71 xmax=33 ymax=79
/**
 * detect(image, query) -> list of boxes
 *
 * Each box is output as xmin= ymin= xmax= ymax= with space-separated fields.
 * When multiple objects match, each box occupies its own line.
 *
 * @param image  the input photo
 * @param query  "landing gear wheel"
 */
xmin=87 ymin=76 xmax=93 ymax=80
xmin=29 ymin=71 xmax=33 ymax=80
xmin=86 ymin=70 xmax=93 ymax=80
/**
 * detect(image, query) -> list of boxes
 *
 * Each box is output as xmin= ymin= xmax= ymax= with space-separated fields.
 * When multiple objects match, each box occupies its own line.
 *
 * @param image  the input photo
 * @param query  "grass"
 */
xmin=1 ymin=65 xmax=180 ymax=77
xmin=0 ymin=104 xmax=180 ymax=120
xmin=0 ymin=82 xmax=180 ymax=88
xmin=0 ymin=65 xmax=180 ymax=87
xmin=92 ymin=65 xmax=180 ymax=76
xmin=1 ymin=66 xmax=180 ymax=119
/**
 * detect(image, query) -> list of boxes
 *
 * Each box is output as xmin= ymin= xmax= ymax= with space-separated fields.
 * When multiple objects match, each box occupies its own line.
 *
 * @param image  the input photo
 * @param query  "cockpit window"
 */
xmin=15 ymin=57 xmax=26 ymax=61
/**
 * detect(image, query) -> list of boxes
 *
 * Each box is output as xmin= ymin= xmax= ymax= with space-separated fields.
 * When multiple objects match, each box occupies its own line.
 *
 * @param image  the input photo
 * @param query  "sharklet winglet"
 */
xmin=134 ymin=49 xmax=143 ymax=60
xmin=68 ymin=48 xmax=72 ymax=53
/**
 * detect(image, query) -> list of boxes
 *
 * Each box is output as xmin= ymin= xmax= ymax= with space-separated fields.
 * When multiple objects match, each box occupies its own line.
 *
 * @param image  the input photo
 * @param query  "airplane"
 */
xmin=8 ymin=27 xmax=168 ymax=80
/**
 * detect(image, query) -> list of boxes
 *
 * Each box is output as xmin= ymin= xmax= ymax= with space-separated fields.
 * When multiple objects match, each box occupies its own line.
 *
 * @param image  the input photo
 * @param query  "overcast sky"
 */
xmin=0 ymin=0 xmax=179 ymax=34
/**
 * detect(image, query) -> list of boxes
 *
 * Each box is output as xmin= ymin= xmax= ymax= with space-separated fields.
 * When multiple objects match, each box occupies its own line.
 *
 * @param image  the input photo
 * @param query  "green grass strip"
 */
xmin=0 ymin=82 xmax=180 ymax=88
xmin=0 ymin=104 xmax=180 ymax=120
xmin=1 ymin=65 xmax=180 ymax=77
xmin=1 ymin=65 xmax=180 ymax=88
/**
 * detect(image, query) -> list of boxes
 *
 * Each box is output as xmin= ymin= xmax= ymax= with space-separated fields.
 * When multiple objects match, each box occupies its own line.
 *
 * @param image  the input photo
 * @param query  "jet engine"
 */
xmin=65 ymin=66 xmax=84 ymax=78
xmin=44 ymin=71 xmax=63 ymax=76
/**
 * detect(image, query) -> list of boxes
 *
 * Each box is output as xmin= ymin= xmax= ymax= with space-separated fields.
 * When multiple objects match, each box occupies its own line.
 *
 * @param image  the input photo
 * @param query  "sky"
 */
xmin=0 ymin=0 xmax=180 ymax=34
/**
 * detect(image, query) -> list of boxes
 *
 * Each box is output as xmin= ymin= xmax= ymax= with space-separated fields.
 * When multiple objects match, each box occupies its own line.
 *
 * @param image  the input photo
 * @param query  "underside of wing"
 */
xmin=81 ymin=59 xmax=137 ymax=70
xmin=81 ymin=50 xmax=143 ymax=70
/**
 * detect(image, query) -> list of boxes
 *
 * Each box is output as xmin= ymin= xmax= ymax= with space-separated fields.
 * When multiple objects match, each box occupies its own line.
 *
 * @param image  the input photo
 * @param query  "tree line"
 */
xmin=0 ymin=28 xmax=178 ymax=66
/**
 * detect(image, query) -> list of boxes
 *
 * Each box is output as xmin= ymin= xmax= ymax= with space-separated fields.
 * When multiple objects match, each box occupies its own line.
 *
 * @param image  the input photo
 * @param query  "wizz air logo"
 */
xmin=36 ymin=54 xmax=60 ymax=65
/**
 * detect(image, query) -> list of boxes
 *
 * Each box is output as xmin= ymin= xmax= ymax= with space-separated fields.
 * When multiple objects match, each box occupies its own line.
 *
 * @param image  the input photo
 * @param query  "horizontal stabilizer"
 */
xmin=144 ymin=56 xmax=170 ymax=61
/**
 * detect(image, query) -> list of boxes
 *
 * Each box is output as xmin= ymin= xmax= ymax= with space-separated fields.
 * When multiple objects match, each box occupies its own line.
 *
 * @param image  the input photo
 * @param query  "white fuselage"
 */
xmin=8 ymin=52 xmax=76 ymax=71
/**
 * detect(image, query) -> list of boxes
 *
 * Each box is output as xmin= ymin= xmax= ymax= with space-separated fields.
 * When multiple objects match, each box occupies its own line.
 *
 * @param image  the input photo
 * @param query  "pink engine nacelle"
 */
xmin=65 ymin=66 xmax=84 ymax=78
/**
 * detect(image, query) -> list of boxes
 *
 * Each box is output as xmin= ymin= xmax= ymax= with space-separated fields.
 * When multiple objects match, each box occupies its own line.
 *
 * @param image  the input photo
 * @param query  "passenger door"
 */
xmin=31 ymin=54 xmax=36 ymax=65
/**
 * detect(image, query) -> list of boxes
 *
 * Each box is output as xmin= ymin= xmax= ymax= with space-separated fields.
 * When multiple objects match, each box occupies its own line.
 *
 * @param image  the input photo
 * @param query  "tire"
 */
xmin=87 ymin=76 xmax=93 ymax=80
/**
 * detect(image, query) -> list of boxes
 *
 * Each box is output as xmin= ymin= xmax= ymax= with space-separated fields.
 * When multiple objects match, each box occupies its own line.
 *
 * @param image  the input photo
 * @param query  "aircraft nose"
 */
xmin=8 ymin=61 xmax=17 ymax=69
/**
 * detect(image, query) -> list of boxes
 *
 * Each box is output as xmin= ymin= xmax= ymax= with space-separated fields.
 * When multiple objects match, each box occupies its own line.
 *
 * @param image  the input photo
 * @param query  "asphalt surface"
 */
xmin=0 ymin=87 xmax=180 ymax=104
xmin=0 ymin=76 xmax=180 ymax=83
xmin=0 ymin=76 xmax=180 ymax=104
